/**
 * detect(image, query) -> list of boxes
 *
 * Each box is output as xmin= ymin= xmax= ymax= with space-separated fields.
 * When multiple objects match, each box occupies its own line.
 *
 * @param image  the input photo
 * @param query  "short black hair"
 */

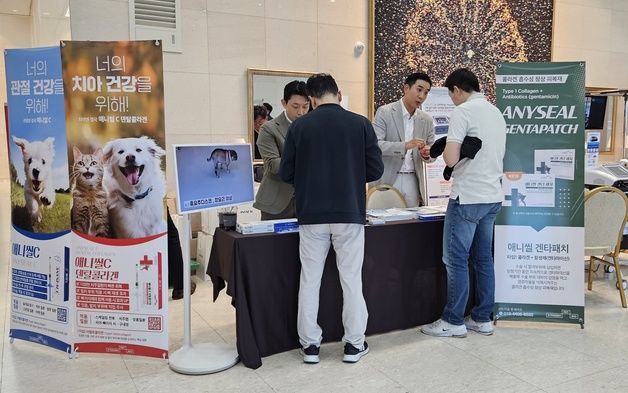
xmin=444 ymin=68 xmax=480 ymax=93
xmin=283 ymin=80 xmax=308 ymax=102
xmin=253 ymin=104 xmax=268 ymax=120
xmin=262 ymin=102 xmax=273 ymax=115
xmin=404 ymin=72 xmax=432 ymax=88
xmin=306 ymin=73 xmax=339 ymax=99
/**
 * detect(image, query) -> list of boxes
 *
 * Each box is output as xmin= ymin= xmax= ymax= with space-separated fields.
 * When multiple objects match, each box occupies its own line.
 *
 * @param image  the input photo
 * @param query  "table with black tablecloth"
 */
xmin=208 ymin=219 xmax=470 ymax=369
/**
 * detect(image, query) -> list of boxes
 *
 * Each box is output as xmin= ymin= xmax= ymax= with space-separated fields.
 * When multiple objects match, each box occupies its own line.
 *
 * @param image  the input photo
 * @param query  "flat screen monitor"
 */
xmin=585 ymin=96 xmax=607 ymax=129
xmin=172 ymin=143 xmax=254 ymax=214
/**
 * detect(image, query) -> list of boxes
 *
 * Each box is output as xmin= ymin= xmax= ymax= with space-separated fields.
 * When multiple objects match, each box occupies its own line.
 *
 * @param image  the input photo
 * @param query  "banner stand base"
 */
xmin=169 ymin=214 xmax=239 ymax=375
xmin=169 ymin=343 xmax=239 ymax=374
xmin=494 ymin=317 xmax=584 ymax=329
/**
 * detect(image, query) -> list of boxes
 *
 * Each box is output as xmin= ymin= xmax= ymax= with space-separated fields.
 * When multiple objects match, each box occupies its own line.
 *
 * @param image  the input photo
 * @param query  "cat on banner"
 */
xmin=61 ymin=40 xmax=169 ymax=358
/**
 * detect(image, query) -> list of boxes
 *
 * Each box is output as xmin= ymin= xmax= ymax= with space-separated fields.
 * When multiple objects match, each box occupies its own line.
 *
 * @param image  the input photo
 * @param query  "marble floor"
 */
xmin=1 ymin=179 xmax=628 ymax=392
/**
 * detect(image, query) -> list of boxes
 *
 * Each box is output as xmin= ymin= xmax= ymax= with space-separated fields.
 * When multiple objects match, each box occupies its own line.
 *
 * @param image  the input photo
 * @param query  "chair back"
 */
xmin=367 ymin=184 xmax=407 ymax=209
xmin=584 ymin=186 xmax=628 ymax=256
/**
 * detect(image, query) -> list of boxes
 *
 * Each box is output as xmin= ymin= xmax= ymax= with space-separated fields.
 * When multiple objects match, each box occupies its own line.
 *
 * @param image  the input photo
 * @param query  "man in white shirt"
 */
xmin=421 ymin=68 xmax=506 ymax=338
xmin=371 ymin=72 xmax=435 ymax=207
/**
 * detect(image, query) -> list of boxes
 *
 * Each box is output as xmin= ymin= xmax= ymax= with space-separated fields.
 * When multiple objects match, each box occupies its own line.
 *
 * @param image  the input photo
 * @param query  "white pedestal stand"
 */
xmin=169 ymin=214 xmax=239 ymax=374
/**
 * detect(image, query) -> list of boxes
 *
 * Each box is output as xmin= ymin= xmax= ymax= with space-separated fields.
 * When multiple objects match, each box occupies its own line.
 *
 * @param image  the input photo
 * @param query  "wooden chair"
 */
xmin=585 ymin=186 xmax=628 ymax=308
xmin=367 ymin=184 xmax=407 ymax=209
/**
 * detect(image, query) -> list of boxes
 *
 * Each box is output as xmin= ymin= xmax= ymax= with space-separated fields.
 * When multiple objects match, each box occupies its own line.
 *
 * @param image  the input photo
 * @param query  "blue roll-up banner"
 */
xmin=5 ymin=47 xmax=73 ymax=353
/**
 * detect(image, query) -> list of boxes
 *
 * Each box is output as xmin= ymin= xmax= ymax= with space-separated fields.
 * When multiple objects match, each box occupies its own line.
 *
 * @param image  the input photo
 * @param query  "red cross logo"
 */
xmin=139 ymin=255 xmax=153 ymax=270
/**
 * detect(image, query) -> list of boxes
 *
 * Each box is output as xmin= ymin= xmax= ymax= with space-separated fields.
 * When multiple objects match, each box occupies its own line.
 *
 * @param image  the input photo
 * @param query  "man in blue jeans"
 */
xmin=421 ymin=68 xmax=506 ymax=337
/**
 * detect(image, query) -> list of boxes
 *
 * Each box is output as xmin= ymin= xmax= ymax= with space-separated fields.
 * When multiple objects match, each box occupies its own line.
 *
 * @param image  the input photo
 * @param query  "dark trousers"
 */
xmin=167 ymin=210 xmax=184 ymax=291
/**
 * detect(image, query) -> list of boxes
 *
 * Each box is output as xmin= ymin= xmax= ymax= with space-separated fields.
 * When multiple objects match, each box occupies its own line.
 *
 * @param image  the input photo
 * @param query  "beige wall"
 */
xmin=553 ymin=0 xmax=628 ymax=88
xmin=0 ymin=2 xmax=71 ymax=182
xmin=69 ymin=0 xmax=368 ymax=195
xmin=5 ymin=0 xmax=628 ymax=188
xmin=0 ymin=14 xmax=32 ymax=181
xmin=553 ymin=0 xmax=628 ymax=162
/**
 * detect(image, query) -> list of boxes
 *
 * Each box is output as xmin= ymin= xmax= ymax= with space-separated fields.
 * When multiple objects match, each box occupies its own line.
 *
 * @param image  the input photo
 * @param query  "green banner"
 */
xmin=496 ymin=62 xmax=585 ymax=229
xmin=494 ymin=62 xmax=585 ymax=326
xmin=496 ymin=303 xmax=584 ymax=325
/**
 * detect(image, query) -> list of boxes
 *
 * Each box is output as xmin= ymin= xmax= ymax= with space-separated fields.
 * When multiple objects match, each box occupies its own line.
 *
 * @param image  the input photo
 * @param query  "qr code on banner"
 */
xmin=147 ymin=316 xmax=162 ymax=331
xmin=57 ymin=307 xmax=67 ymax=323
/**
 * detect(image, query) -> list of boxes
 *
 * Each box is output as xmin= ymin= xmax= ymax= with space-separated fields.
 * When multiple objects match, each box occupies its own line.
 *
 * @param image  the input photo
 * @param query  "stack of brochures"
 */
xmin=365 ymin=207 xmax=446 ymax=224
xmin=407 ymin=206 xmax=447 ymax=221
xmin=366 ymin=208 xmax=417 ymax=223
xmin=236 ymin=218 xmax=299 ymax=234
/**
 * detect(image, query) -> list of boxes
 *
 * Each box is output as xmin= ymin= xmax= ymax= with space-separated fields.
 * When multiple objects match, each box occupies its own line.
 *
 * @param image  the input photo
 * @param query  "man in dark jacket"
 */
xmin=280 ymin=73 xmax=384 ymax=365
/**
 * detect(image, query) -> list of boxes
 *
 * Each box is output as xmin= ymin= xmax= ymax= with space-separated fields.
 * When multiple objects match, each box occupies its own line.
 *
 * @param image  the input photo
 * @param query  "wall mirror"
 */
xmin=247 ymin=68 xmax=313 ymax=162
xmin=586 ymin=87 xmax=617 ymax=154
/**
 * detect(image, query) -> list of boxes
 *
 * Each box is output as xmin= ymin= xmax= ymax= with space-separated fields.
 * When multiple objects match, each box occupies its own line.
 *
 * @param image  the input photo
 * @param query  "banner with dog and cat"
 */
xmin=61 ymin=40 xmax=168 ymax=357
xmin=5 ymin=46 xmax=74 ymax=354
xmin=5 ymin=41 xmax=168 ymax=358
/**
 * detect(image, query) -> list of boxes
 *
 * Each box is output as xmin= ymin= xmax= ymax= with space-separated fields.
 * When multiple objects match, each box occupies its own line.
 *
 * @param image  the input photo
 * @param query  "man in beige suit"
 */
xmin=371 ymin=72 xmax=436 ymax=207
xmin=254 ymin=80 xmax=310 ymax=220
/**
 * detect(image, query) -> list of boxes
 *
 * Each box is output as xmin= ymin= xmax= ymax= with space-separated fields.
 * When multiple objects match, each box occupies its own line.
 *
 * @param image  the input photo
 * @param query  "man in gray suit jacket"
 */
xmin=254 ymin=80 xmax=310 ymax=220
xmin=371 ymin=72 xmax=436 ymax=207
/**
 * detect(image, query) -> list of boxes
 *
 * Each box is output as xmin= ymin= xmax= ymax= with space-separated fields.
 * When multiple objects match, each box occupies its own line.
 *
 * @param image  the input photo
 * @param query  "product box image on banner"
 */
xmin=503 ymin=173 xmax=555 ymax=208
xmin=534 ymin=149 xmax=575 ymax=180
xmin=9 ymin=229 xmax=73 ymax=353
xmin=72 ymin=234 xmax=168 ymax=358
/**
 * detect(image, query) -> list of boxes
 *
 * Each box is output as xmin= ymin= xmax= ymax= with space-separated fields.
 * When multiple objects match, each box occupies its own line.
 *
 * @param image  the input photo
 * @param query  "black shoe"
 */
xmin=343 ymin=342 xmax=369 ymax=363
xmin=300 ymin=344 xmax=320 ymax=364
xmin=172 ymin=281 xmax=196 ymax=300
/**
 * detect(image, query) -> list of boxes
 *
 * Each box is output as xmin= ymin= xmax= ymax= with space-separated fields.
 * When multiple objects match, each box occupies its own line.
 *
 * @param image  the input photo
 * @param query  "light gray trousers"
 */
xmin=393 ymin=172 xmax=420 ymax=208
xmin=297 ymin=223 xmax=368 ymax=348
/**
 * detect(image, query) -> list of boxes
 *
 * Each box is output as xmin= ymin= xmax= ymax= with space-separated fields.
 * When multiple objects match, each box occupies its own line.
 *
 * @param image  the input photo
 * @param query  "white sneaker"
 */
xmin=420 ymin=318 xmax=467 ymax=337
xmin=464 ymin=317 xmax=494 ymax=336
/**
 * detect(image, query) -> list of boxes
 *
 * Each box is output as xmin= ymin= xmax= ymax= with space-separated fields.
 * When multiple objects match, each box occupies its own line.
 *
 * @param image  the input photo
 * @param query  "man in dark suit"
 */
xmin=280 ymin=73 xmax=384 ymax=365
xmin=254 ymin=81 xmax=309 ymax=220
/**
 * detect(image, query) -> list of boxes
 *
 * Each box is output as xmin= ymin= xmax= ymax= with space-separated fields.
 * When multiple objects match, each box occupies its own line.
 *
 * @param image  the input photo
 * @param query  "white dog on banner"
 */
xmin=13 ymin=136 xmax=56 ymax=224
xmin=102 ymin=136 xmax=166 ymax=238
